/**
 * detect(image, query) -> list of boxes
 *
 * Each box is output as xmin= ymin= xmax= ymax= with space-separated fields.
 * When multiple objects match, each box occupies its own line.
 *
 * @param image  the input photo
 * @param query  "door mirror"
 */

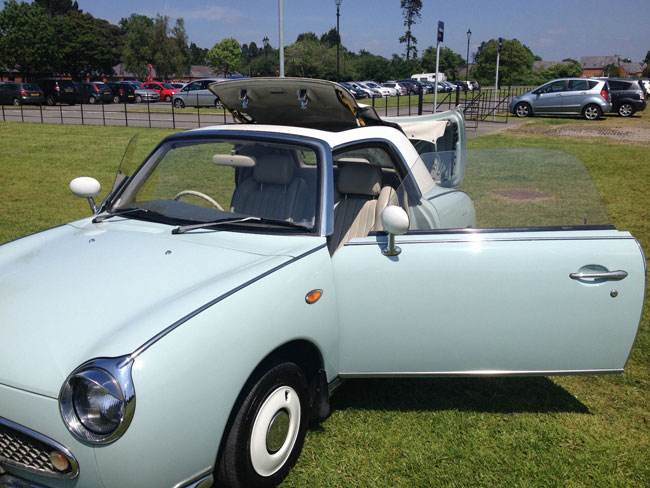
xmin=70 ymin=177 xmax=101 ymax=213
xmin=381 ymin=206 xmax=409 ymax=256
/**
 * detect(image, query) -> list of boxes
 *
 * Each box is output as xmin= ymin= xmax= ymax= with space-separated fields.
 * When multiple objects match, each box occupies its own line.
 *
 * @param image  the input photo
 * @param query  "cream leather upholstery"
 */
xmin=230 ymin=154 xmax=307 ymax=222
xmin=329 ymin=163 xmax=384 ymax=253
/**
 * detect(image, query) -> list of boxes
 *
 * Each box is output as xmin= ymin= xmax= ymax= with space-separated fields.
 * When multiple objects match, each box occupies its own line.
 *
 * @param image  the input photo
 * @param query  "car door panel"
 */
xmin=333 ymin=230 xmax=645 ymax=376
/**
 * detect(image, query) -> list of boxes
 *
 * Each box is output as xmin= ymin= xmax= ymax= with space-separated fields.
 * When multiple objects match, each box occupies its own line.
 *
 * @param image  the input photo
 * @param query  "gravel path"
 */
xmin=508 ymin=120 xmax=650 ymax=144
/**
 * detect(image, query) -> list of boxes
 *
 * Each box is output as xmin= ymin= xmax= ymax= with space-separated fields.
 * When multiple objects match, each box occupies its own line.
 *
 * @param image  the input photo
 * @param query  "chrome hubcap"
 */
xmin=619 ymin=104 xmax=632 ymax=116
xmin=585 ymin=107 xmax=599 ymax=119
xmin=516 ymin=104 xmax=528 ymax=117
xmin=266 ymin=410 xmax=290 ymax=453
xmin=250 ymin=386 xmax=301 ymax=477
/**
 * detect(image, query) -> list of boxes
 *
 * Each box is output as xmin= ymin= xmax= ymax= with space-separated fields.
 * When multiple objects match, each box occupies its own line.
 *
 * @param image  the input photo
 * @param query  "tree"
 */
xmin=207 ymin=37 xmax=240 ymax=76
xmin=320 ymin=28 xmax=340 ymax=48
xmin=644 ymin=50 xmax=650 ymax=65
xmin=602 ymin=63 xmax=621 ymax=77
xmin=0 ymin=1 xmax=56 ymax=78
xmin=120 ymin=14 xmax=155 ymax=78
xmin=248 ymin=41 xmax=259 ymax=58
xmin=285 ymin=38 xmax=334 ymax=79
xmin=189 ymin=42 xmax=208 ymax=65
xmin=399 ymin=0 xmax=422 ymax=60
xmin=296 ymin=32 xmax=319 ymax=43
xmin=171 ymin=18 xmax=190 ymax=75
xmin=421 ymin=46 xmax=464 ymax=79
xmin=473 ymin=38 xmax=535 ymax=86
xmin=56 ymin=11 xmax=122 ymax=79
xmin=151 ymin=14 xmax=186 ymax=79
xmin=33 ymin=0 xmax=79 ymax=15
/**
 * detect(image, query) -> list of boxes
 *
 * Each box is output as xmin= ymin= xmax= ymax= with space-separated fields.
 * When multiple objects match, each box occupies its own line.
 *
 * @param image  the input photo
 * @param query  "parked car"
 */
xmin=0 ymin=78 xmax=644 ymax=488
xmin=354 ymin=81 xmax=382 ymax=97
xmin=397 ymin=79 xmax=423 ymax=94
xmin=601 ymin=78 xmax=646 ymax=117
xmin=106 ymin=82 xmax=136 ymax=104
xmin=75 ymin=82 xmax=113 ymax=104
xmin=347 ymin=81 xmax=373 ymax=98
xmin=509 ymin=78 xmax=611 ymax=120
xmin=171 ymin=82 xmax=187 ymax=90
xmin=339 ymin=81 xmax=367 ymax=99
xmin=383 ymin=81 xmax=407 ymax=96
xmin=134 ymin=87 xmax=160 ymax=103
xmin=140 ymin=81 xmax=179 ymax=102
xmin=0 ymin=82 xmax=43 ymax=105
xmin=637 ymin=79 xmax=650 ymax=97
xmin=172 ymin=78 xmax=226 ymax=108
xmin=34 ymin=78 xmax=77 ymax=105
xmin=362 ymin=81 xmax=393 ymax=97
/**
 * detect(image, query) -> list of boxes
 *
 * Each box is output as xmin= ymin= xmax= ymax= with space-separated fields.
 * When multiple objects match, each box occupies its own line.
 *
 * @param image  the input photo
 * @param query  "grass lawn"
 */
xmin=0 ymin=116 xmax=648 ymax=487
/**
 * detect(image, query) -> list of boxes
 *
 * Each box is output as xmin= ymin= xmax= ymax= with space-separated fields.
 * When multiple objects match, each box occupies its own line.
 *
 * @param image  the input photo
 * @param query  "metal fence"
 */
xmin=1 ymin=87 xmax=532 ymax=130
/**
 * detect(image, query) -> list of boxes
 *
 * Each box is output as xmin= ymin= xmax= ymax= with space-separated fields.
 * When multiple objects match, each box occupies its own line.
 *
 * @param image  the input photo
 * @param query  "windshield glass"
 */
xmin=110 ymin=137 xmax=320 ymax=233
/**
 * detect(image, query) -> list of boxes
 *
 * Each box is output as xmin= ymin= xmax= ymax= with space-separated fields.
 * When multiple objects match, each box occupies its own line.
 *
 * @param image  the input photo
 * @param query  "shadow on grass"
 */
xmin=330 ymin=377 xmax=589 ymax=415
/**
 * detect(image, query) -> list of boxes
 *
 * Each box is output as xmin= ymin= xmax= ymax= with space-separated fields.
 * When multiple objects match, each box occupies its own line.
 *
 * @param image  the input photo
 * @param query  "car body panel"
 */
xmin=173 ymin=78 xmax=226 ymax=107
xmin=335 ymin=230 xmax=644 ymax=374
xmin=0 ymin=218 xmax=321 ymax=397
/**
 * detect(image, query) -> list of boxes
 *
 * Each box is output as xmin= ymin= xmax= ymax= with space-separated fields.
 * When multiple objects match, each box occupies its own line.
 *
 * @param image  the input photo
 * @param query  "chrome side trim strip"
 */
xmin=345 ymin=235 xmax=635 ymax=246
xmin=339 ymin=369 xmax=623 ymax=378
xmin=327 ymin=376 xmax=345 ymax=396
xmin=128 ymin=244 xmax=328 ymax=361
xmin=172 ymin=467 xmax=214 ymax=488
xmin=0 ymin=416 xmax=79 ymax=479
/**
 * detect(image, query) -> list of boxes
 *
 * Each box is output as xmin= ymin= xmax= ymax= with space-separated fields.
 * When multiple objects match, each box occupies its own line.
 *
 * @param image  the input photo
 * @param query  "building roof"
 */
xmin=620 ymin=62 xmax=645 ymax=75
xmin=533 ymin=61 xmax=570 ymax=72
xmin=581 ymin=56 xmax=620 ymax=69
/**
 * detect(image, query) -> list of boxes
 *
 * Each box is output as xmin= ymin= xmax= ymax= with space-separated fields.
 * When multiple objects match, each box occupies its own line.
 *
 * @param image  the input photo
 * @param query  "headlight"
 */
xmin=60 ymin=357 xmax=135 ymax=444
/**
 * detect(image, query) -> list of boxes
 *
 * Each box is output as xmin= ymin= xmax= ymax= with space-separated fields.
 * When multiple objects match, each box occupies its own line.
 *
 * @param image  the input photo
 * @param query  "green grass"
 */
xmin=0 ymin=117 xmax=648 ymax=487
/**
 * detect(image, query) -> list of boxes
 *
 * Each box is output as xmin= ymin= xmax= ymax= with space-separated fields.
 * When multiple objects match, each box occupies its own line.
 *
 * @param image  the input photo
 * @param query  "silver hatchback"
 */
xmin=172 ymin=78 xmax=226 ymax=108
xmin=509 ymin=78 xmax=611 ymax=120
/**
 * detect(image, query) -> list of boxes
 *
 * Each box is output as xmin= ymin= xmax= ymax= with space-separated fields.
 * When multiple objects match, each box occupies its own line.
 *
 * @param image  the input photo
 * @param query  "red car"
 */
xmin=140 ymin=82 xmax=178 ymax=102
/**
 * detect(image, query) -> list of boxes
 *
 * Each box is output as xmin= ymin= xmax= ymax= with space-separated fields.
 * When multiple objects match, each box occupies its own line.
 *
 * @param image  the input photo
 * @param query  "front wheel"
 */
xmin=174 ymin=98 xmax=185 ymax=108
xmin=12 ymin=98 xmax=20 ymax=106
xmin=88 ymin=96 xmax=96 ymax=104
xmin=113 ymin=95 xmax=120 ymax=104
xmin=583 ymin=104 xmax=601 ymax=120
xmin=216 ymin=362 xmax=310 ymax=488
xmin=617 ymin=103 xmax=634 ymax=117
xmin=514 ymin=102 xmax=531 ymax=117
xmin=164 ymin=95 xmax=171 ymax=102
xmin=46 ymin=95 xmax=55 ymax=106
xmin=135 ymin=95 xmax=142 ymax=103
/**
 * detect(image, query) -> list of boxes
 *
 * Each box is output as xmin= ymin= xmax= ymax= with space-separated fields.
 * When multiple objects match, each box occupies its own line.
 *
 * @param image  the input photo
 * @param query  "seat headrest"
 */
xmin=337 ymin=163 xmax=382 ymax=196
xmin=253 ymin=155 xmax=294 ymax=185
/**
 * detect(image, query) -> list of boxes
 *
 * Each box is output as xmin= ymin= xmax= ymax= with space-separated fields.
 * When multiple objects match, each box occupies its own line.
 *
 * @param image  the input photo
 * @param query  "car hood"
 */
xmin=0 ymin=218 xmax=320 ymax=398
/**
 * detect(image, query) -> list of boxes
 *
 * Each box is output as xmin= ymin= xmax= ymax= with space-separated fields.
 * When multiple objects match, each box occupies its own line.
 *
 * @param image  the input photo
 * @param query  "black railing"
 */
xmin=0 ymin=88 xmax=533 ymax=129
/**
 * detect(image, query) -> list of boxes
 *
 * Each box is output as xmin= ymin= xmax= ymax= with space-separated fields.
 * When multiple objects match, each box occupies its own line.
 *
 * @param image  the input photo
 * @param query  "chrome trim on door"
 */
xmin=339 ymin=368 xmax=623 ymax=378
xmin=569 ymin=270 xmax=628 ymax=280
xmin=345 ymin=235 xmax=635 ymax=246
xmin=172 ymin=467 xmax=214 ymax=488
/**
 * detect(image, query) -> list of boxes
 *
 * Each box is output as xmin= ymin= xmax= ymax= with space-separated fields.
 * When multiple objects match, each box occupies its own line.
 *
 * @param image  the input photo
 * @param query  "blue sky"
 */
xmin=82 ymin=0 xmax=650 ymax=63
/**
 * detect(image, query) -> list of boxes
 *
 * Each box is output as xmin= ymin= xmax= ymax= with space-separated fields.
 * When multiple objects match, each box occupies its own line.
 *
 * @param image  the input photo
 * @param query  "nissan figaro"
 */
xmin=0 ymin=78 xmax=645 ymax=488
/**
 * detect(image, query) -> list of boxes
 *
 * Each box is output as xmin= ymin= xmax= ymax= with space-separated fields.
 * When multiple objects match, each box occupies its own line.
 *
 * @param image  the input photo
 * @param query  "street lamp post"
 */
xmin=263 ymin=36 xmax=269 ymax=76
xmin=466 ymin=28 xmax=472 ymax=83
xmin=336 ymin=0 xmax=342 ymax=81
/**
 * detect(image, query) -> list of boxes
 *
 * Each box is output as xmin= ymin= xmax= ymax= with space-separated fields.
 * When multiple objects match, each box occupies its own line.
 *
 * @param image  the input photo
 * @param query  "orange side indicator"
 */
xmin=305 ymin=289 xmax=323 ymax=304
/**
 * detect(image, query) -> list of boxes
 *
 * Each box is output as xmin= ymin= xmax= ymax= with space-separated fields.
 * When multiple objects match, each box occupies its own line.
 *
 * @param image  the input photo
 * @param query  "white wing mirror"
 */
xmin=381 ymin=206 xmax=409 ymax=256
xmin=70 ymin=177 xmax=101 ymax=213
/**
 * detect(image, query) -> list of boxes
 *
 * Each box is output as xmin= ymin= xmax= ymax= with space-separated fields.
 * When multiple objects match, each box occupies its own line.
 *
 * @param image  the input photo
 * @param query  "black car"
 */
xmin=107 ymin=82 xmax=136 ymax=104
xmin=34 ymin=78 xmax=77 ymax=105
xmin=604 ymin=78 xmax=647 ymax=117
xmin=0 ymin=82 xmax=43 ymax=105
xmin=338 ymin=82 xmax=367 ymax=100
xmin=75 ymin=82 xmax=114 ymax=104
xmin=397 ymin=79 xmax=423 ymax=95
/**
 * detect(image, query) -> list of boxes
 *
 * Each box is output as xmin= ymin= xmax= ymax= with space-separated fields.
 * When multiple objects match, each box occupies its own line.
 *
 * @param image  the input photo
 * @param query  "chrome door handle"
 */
xmin=569 ymin=270 xmax=628 ymax=280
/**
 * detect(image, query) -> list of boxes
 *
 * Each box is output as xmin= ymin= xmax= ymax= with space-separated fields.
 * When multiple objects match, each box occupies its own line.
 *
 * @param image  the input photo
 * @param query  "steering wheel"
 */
xmin=173 ymin=190 xmax=224 ymax=211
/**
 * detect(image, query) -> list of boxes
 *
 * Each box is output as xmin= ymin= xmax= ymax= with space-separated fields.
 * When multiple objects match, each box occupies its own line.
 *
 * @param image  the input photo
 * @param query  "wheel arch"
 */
xmin=214 ymin=339 xmax=327 ymax=473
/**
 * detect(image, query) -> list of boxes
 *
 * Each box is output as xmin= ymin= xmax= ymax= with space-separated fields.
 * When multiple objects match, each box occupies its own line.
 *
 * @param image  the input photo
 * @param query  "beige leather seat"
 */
xmin=329 ymin=163 xmax=396 ymax=253
xmin=230 ymin=154 xmax=307 ymax=222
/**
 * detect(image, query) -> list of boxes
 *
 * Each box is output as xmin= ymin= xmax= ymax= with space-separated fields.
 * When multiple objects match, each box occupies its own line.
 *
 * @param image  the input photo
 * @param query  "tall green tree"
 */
xmin=0 ymin=1 xmax=56 ymax=77
xmin=120 ymin=14 xmax=155 ymax=78
xmin=189 ymin=42 xmax=208 ymax=65
xmin=56 ymin=11 xmax=121 ymax=78
xmin=421 ymin=46 xmax=464 ymax=79
xmin=399 ymin=0 xmax=422 ymax=60
xmin=473 ymin=38 xmax=535 ymax=86
xmin=285 ymin=38 xmax=335 ymax=79
xmin=170 ymin=18 xmax=190 ymax=75
xmin=33 ymin=0 xmax=79 ymax=15
xmin=320 ymin=28 xmax=340 ymax=48
xmin=207 ymin=37 xmax=240 ymax=76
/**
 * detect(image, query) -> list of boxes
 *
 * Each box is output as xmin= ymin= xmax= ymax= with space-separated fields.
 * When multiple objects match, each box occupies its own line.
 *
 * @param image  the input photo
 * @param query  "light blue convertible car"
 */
xmin=0 ymin=79 xmax=645 ymax=488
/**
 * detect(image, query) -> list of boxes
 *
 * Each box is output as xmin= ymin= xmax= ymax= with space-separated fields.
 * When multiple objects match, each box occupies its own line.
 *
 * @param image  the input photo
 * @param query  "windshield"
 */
xmin=109 ymin=136 xmax=321 ymax=233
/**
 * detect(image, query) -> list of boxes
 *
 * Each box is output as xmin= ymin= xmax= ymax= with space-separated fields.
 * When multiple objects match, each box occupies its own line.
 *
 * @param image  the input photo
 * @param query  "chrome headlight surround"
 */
xmin=59 ymin=356 xmax=135 ymax=444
